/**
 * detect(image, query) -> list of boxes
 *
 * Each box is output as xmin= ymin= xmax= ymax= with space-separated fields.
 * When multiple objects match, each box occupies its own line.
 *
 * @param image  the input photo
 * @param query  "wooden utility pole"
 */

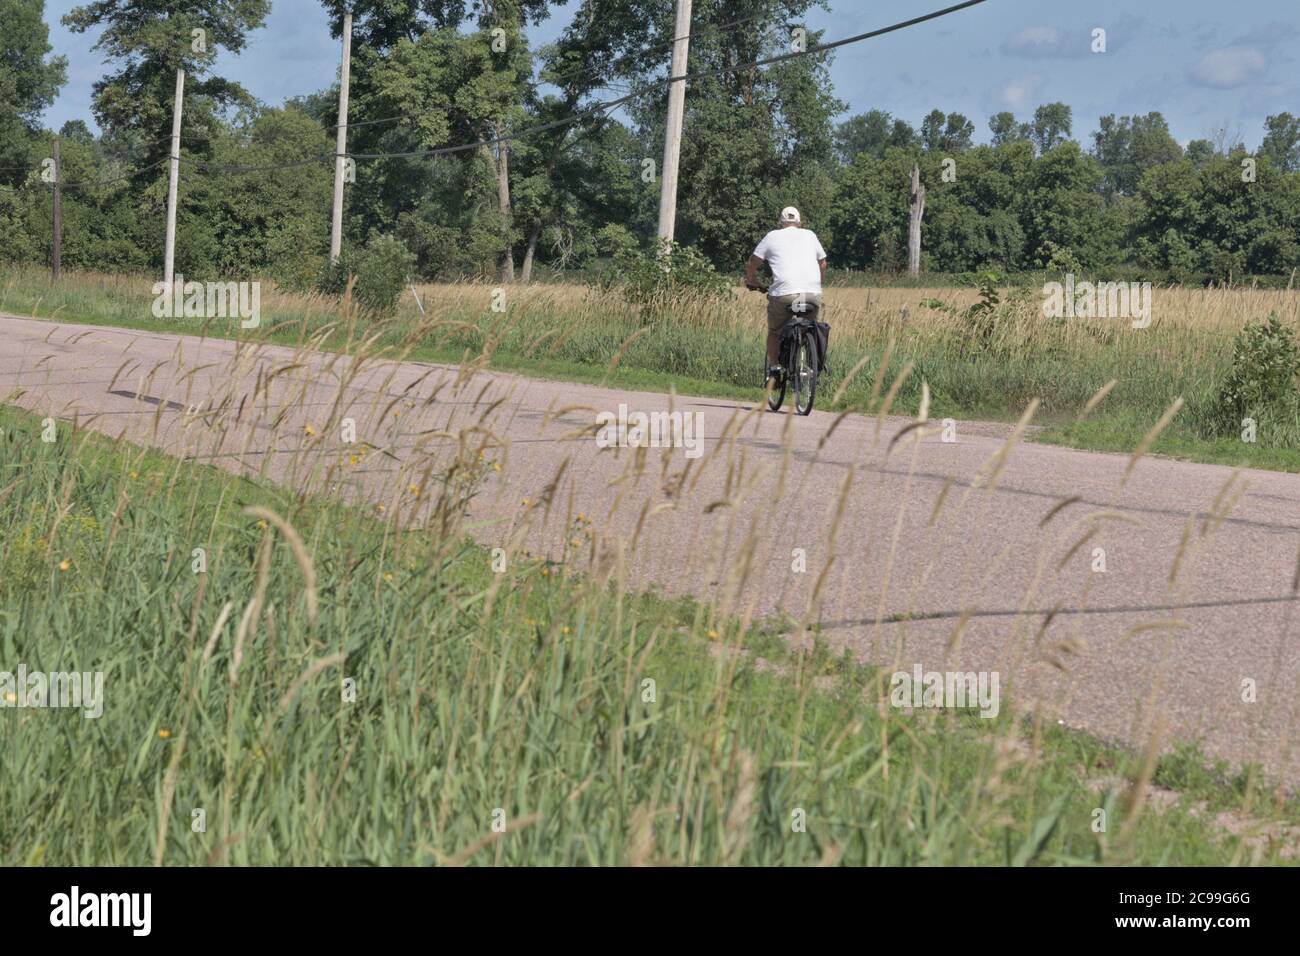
xmin=51 ymin=137 xmax=61 ymax=281
xmin=330 ymin=11 xmax=353 ymax=263
xmin=908 ymin=163 xmax=925 ymax=277
xmin=656 ymin=0 xmax=693 ymax=248
xmin=163 ymin=68 xmax=185 ymax=292
xmin=495 ymin=119 xmax=514 ymax=283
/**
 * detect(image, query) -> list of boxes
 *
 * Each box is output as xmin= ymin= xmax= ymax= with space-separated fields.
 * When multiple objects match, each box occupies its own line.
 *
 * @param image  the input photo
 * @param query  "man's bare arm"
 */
xmin=745 ymin=254 xmax=765 ymax=289
xmin=819 ymin=258 xmax=827 ymax=281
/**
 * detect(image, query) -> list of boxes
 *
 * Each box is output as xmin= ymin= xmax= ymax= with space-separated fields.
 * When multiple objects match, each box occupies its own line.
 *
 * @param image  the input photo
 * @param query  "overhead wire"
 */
xmin=9 ymin=2 xmax=990 ymax=181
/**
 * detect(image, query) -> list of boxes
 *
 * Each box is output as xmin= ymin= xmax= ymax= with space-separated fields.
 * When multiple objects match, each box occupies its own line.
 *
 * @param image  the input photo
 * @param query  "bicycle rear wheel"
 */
xmin=793 ymin=332 xmax=817 ymax=416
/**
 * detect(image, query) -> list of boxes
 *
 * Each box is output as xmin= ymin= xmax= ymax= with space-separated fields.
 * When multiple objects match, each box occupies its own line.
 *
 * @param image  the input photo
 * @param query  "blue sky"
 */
xmin=42 ymin=0 xmax=1300 ymax=148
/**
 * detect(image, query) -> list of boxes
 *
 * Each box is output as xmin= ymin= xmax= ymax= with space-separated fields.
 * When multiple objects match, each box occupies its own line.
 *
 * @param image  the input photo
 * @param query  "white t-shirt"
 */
xmin=752 ymin=227 xmax=827 ymax=297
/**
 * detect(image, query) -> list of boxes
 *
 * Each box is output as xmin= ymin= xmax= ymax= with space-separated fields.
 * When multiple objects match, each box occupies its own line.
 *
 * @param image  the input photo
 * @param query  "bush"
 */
xmin=1204 ymin=248 xmax=1247 ymax=286
xmin=1213 ymin=315 xmax=1300 ymax=438
xmin=920 ymin=269 xmax=1008 ymax=355
xmin=317 ymin=235 xmax=417 ymax=316
xmin=602 ymin=239 xmax=730 ymax=315
xmin=1040 ymin=240 xmax=1082 ymax=276
xmin=595 ymin=223 xmax=639 ymax=261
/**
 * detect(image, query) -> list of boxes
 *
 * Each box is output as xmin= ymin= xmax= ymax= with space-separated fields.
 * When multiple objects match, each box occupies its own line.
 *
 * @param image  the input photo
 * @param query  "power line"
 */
xmin=768 ymin=0 xmax=987 ymax=62
xmin=61 ymin=158 xmax=171 ymax=191
xmin=15 ymin=2 xmax=991 ymax=179
xmin=0 ymin=132 xmax=192 ymax=178
xmin=335 ymin=0 xmax=992 ymax=164
xmin=315 ymin=10 xmax=773 ymax=135
xmin=2 ymin=157 xmax=170 ymax=189
xmin=533 ymin=10 xmax=772 ymax=102
xmin=180 ymin=154 xmax=332 ymax=173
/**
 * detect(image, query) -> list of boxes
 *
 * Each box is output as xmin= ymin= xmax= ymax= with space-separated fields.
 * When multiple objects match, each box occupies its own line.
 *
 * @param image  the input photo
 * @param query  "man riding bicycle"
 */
xmin=745 ymin=206 xmax=827 ymax=386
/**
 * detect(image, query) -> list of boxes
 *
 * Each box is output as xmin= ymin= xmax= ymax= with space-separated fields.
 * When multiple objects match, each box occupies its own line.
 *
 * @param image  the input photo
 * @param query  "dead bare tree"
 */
xmin=908 ymin=163 xmax=925 ymax=278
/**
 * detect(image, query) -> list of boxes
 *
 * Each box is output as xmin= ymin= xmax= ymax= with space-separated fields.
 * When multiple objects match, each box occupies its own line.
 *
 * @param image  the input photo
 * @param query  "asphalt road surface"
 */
xmin=4 ymin=313 xmax=1299 ymax=785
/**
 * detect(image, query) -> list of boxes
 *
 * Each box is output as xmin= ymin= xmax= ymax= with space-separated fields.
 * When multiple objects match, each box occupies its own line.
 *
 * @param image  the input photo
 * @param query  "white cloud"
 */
xmin=1001 ymin=27 xmax=1070 ymax=58
xmin=1002 ymin=18 xmax=1153 ymax=59
xmin=1227 ymin=21 xmax=1299 ymax=50
xmin=1189 ymin=47 xmax=1268 ymax=88
xmin=999 ymin=75 xmax=1045 ymax=112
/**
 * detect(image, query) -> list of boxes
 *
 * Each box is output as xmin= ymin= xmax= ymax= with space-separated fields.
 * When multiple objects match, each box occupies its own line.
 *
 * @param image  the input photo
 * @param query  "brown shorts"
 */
xmin=767 ymin=292 xmax=823 ymax=333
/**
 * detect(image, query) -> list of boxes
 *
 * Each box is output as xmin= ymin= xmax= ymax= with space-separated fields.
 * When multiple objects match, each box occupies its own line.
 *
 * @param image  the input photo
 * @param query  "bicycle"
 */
xmin=748 ymin=283 xmax=820 ymax=416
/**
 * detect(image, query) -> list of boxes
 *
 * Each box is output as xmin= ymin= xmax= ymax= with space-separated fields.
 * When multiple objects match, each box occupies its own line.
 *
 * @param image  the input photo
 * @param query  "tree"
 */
xmin=178 ymin=105 xmax=333 ymax=283
xmin=834 ymin=109 xmax=893 ymax=164
xmin=989 ymin=111 xmax=1030 ymax=147
xmin=1021 ymin=140 xmax=1104 ymax=267
xmin=1030 ymin=102 xmax=1072 ymax=154
xmin=1185 ymin=139 xmax=1215 ymax=167
xmin=604 ymin=0 xmax=843 ymax=268
xmin=1129 ymin=152 xmax=1300 ymax=279
xmin=509 ymin=95 xmax=639 ymax=280
xmin=350 ymin=22 xmax=533 ymax=280
xmin=827 ymin=147 xmax=913 ymax=270
xmin=1260 ymin=112 xmax=1300 ymax=173
xmin=62 ymin=0 xmax=271 ymax=186
xmin=1092 ymin=112 xmax=1183 ymax=198
xmin=59 ymin=119 xmax=96 ymax=145
xmin=319 ymin=0 xmax=556 ymax=49
xmin=0 ymin=0 xmax=67 ymax=182
xmin=929 ymin=142 xmax=1033 ymax=271
xmin=920 ymin=109 xmax=974 ymax=153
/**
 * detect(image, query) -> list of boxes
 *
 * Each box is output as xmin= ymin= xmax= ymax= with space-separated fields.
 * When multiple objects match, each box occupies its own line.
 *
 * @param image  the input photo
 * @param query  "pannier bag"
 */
xmin=813 ymin=321 xmax=830 ymax=372
xmin=780 ymin=319 xmax=831 ymax=373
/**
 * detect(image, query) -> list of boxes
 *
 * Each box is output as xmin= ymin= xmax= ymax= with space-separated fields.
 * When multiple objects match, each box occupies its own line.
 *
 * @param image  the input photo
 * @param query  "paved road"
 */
xmin=4 ymin=314 xmax=1299 ymax=784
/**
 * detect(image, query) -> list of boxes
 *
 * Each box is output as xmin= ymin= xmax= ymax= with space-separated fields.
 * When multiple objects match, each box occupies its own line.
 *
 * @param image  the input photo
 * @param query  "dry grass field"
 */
xmin=412 ymin=278 xmax=1300 ymax=338
xmin=12 ymin=268 xmax=1297 ymax=335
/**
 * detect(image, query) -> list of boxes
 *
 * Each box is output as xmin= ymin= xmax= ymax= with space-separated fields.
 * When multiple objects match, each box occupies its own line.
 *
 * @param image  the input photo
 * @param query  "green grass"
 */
xmin=3 ymin=402 xmax=1298 ymax=865
xmin=1040 ymin=414 xmax=1300 ymax=473
xmin=3 ymin=264 xmax=1298 ymax=477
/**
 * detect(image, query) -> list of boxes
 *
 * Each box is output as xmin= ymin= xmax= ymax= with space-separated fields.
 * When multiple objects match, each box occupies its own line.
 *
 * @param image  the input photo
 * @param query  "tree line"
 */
xmin=2 ymin=0 xmax=1298 ymax=287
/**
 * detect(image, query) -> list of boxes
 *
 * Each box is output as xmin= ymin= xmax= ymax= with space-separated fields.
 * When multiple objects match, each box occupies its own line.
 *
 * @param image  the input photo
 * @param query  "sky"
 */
xmin=40 ymin=0 xmax=1300 ymax=149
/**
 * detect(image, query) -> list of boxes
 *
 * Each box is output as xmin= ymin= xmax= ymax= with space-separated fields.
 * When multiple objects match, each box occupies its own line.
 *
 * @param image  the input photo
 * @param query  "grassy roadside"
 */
xmin=1039 ymin=416 xmax=1300 ymax=473
xmin=2 ymin=402 xmax=1299 ymax=865
xmin=3 ymin=264 xmax=1298 ymax=472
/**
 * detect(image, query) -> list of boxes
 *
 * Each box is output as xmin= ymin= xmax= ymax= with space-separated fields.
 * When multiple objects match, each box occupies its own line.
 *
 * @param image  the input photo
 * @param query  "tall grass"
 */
xmin=3 ymin=403 xmax=1293 ymax=866
xmin=2 ymin=277 xmax=1298 ymax=864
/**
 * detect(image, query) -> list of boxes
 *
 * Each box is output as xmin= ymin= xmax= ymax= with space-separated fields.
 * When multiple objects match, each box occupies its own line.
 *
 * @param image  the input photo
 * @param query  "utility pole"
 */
xmin=656 ymin=0 xmax=692 ymax=249
xmin=330 ymin=11 xmax=353 ymax=263
xmin=51 ymin=137 xmax=61 ymax=282
xmin=163 ymin=67 xmax=185 ymax=292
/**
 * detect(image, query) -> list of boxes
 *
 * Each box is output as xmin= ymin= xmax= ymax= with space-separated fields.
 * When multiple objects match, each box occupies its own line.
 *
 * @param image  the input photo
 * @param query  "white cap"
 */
xmin=780 ymin=206 xmax=801 ymax=224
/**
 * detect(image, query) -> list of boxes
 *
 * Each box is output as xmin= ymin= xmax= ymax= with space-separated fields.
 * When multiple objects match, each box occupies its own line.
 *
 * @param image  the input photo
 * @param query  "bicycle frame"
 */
xmin=752 ymin=283 xmax=819 ymax=416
